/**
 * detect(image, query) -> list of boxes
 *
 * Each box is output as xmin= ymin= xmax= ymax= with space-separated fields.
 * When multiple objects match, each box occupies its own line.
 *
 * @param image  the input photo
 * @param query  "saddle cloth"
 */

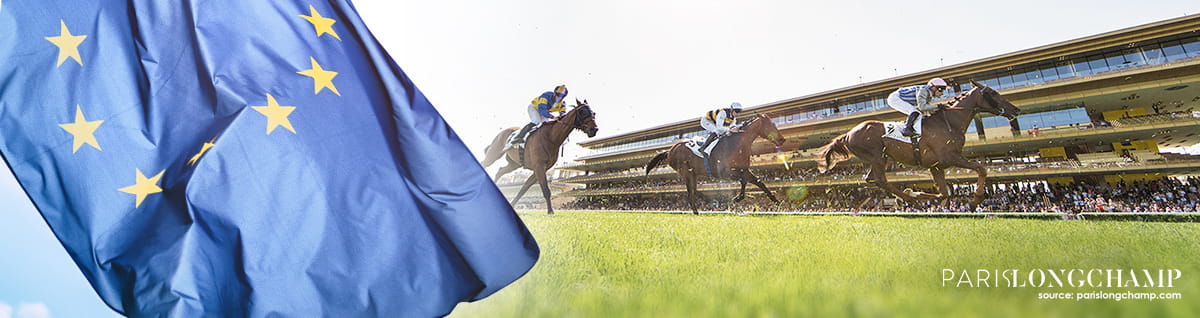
xmin=506 ymin=125 xmax=533 ymax=144
xmin=881 ymin=118 xmax=924 ymax=143
xmin=683 ymin=136 xmax=721 ymax=158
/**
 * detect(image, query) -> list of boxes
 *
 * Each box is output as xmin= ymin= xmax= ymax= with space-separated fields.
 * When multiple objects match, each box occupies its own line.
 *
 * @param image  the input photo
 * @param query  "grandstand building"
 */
xmin=521 ymin=15 xmax=1200 ymax=210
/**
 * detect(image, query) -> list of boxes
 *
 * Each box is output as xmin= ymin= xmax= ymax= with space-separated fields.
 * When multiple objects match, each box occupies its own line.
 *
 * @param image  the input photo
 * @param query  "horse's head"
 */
xmin=968 ymin=80 xmax=1020 ymax=120
xmin=565 ymin=98 xmax=598 ymax=137
xmin=743 ymin=113 xmax=785 ymax=147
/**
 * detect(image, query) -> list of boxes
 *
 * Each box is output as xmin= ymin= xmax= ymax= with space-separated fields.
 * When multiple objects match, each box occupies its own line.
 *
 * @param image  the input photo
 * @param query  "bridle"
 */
xmin=741 ymin=114 xmax=782 ymax=144
xmin=568 ymin=105 xmax=596 ymax=133
xmin=944 ymin=86 xmax=1010 ymax=118
xmin=981 ymin=88 xmax=1012 ymax=118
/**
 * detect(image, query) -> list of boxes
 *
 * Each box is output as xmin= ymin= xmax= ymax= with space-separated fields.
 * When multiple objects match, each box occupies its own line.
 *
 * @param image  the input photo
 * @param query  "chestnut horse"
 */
xmin=644 ymin=114 xmax=786 ymax=214
xmin=816 ymin=80 xmax=1020 ymax=210
xmin=482 ymin=100 xmax=598 ymax=214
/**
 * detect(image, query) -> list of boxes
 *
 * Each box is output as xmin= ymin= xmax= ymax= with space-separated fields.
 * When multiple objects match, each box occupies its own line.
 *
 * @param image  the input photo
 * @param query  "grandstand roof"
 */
xmin=578 ymin=14 xmax=1200 ymax=148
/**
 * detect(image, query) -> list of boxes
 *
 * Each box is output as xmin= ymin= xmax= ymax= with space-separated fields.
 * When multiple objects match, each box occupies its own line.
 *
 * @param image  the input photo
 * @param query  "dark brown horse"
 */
xmin=645 ymin=114 xmax=786 ymax=214
xmin=482 ymin=100 xmax=598 ymax=214
xmin=816 ymin=80 xmax=1020 ymax=210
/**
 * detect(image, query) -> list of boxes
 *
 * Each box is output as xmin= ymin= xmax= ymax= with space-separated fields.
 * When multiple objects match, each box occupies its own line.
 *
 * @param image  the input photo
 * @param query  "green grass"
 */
xmin=450 ymin=212 xmax=1200 ymax=318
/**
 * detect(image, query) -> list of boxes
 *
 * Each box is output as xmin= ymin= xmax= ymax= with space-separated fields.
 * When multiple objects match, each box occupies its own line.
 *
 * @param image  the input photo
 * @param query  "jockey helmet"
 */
xmin=728 ymin=102 xmax=743 ymax=112
xmin=927 ymin=78 xmax=949 ymax=88
xmin=554 ymin=85 xmax=568 ymax=98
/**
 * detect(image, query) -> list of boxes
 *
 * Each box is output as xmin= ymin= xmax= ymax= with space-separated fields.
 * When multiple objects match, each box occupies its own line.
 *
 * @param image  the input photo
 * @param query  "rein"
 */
xmin=558 ymin=105 xmax=592 ymax=132
xmin=740 ymin=115 xmax=780 ymax=143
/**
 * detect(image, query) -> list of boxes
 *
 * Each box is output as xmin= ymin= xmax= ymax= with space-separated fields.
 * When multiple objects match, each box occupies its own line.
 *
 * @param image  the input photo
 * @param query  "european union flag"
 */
xmin=0 ymin=0 xmax=538 ymax=316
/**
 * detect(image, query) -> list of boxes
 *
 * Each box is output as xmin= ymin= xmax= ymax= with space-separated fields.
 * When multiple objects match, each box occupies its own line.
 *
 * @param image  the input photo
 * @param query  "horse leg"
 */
xmin=510 ymin=175 xmax=538 ymax=207
xmin=530 ymin=169 xmax=554 ymax=215
xmin=930 ymin=167 xmax=951 ymax=209
xmin=493 ymin=159 xmax=521 ymax=183
xmin=865 ymin=160 xmax=919 ymax=206
xmin=684 ymin=173 xmax=700 ymax=215
xmin=734 ymin=169 xmax=749 ymax=202
xmin=950 ymin=158 xmax=989 ymax=211
xmin=745 ymin=171 xmax=779 ymax=203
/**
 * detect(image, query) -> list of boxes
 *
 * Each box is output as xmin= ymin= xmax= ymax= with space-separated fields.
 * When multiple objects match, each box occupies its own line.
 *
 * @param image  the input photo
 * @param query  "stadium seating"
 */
xmin=1075 ymin=152 xmax=1131 ymax=165
xmin=1128 ymin=149 xmax=1165 ymax=162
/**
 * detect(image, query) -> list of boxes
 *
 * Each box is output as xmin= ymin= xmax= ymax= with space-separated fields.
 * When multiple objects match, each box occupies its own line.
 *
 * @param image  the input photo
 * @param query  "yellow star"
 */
xmin=187 ymin=138 xmax=216 ymax=166
xmin=299 ymin=5 xmax=341 ymax=40
xmin=58 ymin=105 xmax=104 ymax=153
xmin=45 ymin=20 xmax=87 ymax=67
xmin=251 ymin=94 xmax=297 ymax=134
xmin=297 ymin=57 xmax=340 ymax=96
xmin=118 ymin=169 xmax=164 ymax=208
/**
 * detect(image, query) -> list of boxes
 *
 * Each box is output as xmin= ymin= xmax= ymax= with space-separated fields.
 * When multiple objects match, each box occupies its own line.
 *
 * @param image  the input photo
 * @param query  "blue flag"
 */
xmin=0 ymin=1 xmax=538 ymax=316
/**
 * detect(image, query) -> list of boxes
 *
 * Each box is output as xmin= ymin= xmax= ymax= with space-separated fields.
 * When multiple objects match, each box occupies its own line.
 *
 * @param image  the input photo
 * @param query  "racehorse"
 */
xmin=644 ymin=114 xmax=786 ymax=214
xmin=815 ymin=80 xmax=1020 ymax=210
xmin=482 ymin=100 xmax=598 ymax=214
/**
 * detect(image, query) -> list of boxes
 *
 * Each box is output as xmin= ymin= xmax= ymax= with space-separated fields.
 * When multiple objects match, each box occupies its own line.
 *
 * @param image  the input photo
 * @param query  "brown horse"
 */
xmin=482 ymin=100 xmax=598 ymax=214
xmin=644 ymin=114 xmax=786 ymax=214
xmin=816 ymin=80 xmax=1020 ymax=210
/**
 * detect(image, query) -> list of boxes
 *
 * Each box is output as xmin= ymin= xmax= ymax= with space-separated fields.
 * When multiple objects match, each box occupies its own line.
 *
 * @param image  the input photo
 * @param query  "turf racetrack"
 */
xmin=450 ymin=211 xmax=1200 ymax=317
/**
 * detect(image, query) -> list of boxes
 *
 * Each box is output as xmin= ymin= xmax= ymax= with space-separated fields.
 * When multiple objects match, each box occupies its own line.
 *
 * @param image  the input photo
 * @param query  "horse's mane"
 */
xmin=742 ymin=113 xmax=768 ymax=125
xmin=929 ymin=88 xmax=976 ymax=117
xmin=547 ymin=104 xmax=589 ymax=125
xmin=947 ymin=89 xmax=973 ymax=107
xmin=725 ymin=114 xmax=770 ymax=138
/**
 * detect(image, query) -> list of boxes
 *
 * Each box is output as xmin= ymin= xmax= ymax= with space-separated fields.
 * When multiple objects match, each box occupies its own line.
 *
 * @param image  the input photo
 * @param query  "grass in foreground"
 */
xmin=450 ymin=211 xmax=1200 ymax=318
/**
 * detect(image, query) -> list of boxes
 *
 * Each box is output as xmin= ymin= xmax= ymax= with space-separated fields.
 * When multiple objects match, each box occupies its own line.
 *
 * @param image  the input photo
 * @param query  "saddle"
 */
xmin=506 ymin=123 xmax=547 ymax=167
xmin=882 ymin=118 xmax=925 ymax=165
xmin=881 ymin=119 xmax=924 ymax=143
xmin=685 ymin=135 xmax=730 ymax=156
xmin=684 ymin=135 xmax=726 ymax=177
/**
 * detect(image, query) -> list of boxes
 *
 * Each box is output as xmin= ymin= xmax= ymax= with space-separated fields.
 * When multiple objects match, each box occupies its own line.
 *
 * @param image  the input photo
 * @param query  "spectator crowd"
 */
xmin=562 ymin=176 xmax=1200 ymax=213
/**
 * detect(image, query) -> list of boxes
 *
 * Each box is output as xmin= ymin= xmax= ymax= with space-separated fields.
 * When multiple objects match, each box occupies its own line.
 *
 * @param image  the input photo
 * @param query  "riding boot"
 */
xmin=511 ymin=123 xmax=535 ymax=146
xmin=700 ymin=133 xmax=718 ymax=155
xmin=900 ymin=112 xmax=920 ymax=137
xmin=700 ymin=133 xmax=719 ymax=176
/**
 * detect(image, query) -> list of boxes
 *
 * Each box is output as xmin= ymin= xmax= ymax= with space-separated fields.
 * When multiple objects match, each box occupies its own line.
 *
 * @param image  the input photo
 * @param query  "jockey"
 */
xmin=511 ymin=85 xmax=569 ymax=146
xmin=699 ymin=102 xmax=743 ymax=155
xmin=887 ymin=78 xmax=950 ymax=137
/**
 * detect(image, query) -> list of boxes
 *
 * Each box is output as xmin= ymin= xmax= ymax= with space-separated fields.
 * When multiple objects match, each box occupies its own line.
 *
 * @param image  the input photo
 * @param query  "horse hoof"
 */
xmin=547 ymin=211 xmax=555 ymax=215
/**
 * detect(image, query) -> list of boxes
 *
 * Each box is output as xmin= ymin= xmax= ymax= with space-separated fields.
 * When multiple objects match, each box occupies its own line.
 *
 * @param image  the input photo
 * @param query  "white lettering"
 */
xmin=1068 ymin=269 xmax=1086 ymax=287
xmin=1087 ymin=269 xmax=1103 ymax=287
xmin=1047 ymin=269 xmax=1065 ymax=287
xmin=957 ymin=269 xmax=974 ymax=287
xmin=1003 ymin=269 xmax=1019 ymax=287
xmin=942 ymin=269 xmax=955 ymax=287
xmin=976 ymin=269 xmax=991 ymax=287
xmin=1166 ymin=269 xmax=1182 ymax=288
xmin=1029 ymin=269 xmax=1046 ymax=287
xmin=1107 ymin=269 xmax=1123 ymax=288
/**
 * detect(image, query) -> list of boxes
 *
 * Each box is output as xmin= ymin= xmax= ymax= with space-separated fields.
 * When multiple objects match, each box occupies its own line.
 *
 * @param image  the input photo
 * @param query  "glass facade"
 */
xmin=1016 ymin=108 xmax=1091 ymax=129
xmin=587 ymin=33 xmax=1200 ymax=157
xmin=980 ymin=116 xmax=1012 ymax=129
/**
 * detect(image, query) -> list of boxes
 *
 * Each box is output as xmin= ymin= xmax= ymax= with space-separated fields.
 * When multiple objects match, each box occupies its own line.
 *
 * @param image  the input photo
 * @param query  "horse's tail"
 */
xmin=816 ymin=132 xmax=852 ymax=173
xmin=482 ymin=127 xmax=519 ymax=167
xmin=645 ymin=150 xmax=670 ymax=175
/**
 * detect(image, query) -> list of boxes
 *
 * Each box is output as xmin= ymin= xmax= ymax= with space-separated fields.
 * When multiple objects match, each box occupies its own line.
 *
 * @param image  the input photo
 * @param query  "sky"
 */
xmin=1 ymin=0 xmax=1197 ymax=316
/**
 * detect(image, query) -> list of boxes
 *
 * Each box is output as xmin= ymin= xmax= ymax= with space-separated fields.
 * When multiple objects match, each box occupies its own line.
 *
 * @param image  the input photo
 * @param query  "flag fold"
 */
xmin=0 ymin=0 xmax=538 ymax=316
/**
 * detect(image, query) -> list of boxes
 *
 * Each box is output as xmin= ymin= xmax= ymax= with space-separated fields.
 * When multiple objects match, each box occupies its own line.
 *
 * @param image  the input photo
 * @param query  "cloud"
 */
xmin=0 ymin=302 xmax=11 ymax=318
xmin=15 ymin=303 xmax=48 ymax=318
